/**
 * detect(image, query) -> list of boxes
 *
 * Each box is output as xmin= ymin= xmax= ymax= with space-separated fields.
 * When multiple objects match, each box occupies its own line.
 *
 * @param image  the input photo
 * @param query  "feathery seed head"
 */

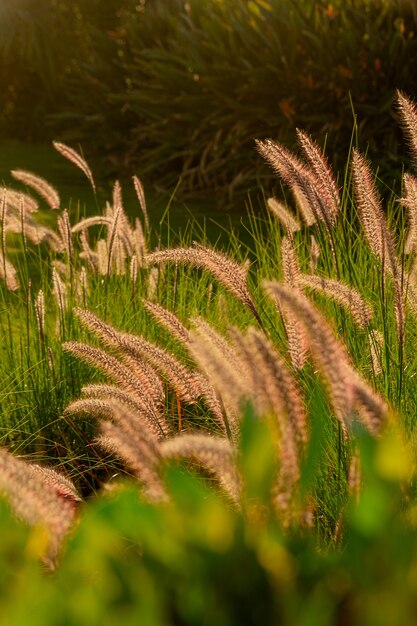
xmin=132 ymin=175 xmax=149 ymax=231
xmin=256 ymin=138 xmax=317 ymax=226
xmin=96 ymin=239 xmax=109 ymax=275
xmin=0 ymin=448 xmax=79 ymax=567
xmin=399 ymin=173 xmax=417 ymax=254
xmin=264 ymin=282 xmax=387 ymax=432
xmin=72 ymin=216 xmax=112 ymax=234
xmin=0 ymin=253 xmax=19 ymax=291
xmin=281 ymin=235 xmax=301 ymax=287
xmin=35 ymin=289 xmax=45 ymax=343
xmin=146 ymin=244 xmax=260 ymax=322
xmin=53 ymin=141 xmax=96 ymax=192
xmin=309 ymin=235 xmax=321 ymax=273
xmin=397 ymin=90 xmax=417 ymax=168
xmin=300 ymin=274 xmax=373 ymax=328
xmin=52 ymin=267 xmax=67 ymax=315
xmin=11 ymin=170 xmax=60 ymax=209
xmin=4 ymin=188 xmax=39 ymax=213
xmin=142 ymin=299 xmax=190 ymax=346
xmin=161 ymin=434 xmax=240 ymax=503
xmin=57 ymin=209 xmax=74 ymax=262
xmin=352 ymin=148 xmax=399 ymax=278
xmin=266 ymin=197 xmax=300 ymax=233
xmin=98 ymin=406 xmax=166 ymax=502
xmin=296 ymin=129 xmax=341 ymax=224
xmin=130 ymin=254 xmax=138 ymax=285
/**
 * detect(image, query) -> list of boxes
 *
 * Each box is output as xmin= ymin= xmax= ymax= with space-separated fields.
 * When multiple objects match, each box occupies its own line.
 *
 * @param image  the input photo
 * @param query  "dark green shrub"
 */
xmin=3 ymin=0 xmax=417 ymax=201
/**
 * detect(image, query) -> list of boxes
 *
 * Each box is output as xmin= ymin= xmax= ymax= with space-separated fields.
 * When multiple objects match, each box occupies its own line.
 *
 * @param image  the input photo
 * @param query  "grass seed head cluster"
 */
xmin=0 ymin=92 xmax=417 ymax=570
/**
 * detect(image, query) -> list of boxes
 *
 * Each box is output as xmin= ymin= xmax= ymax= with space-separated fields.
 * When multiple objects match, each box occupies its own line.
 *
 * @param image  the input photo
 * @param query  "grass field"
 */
xmin=1 ymin=98 xmax=417 ymax=623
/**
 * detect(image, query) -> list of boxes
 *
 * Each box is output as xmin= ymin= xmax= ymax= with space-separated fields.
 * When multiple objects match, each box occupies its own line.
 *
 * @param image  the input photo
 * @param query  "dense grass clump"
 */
xmin=2 ymin=94 xmax=417 ymax=622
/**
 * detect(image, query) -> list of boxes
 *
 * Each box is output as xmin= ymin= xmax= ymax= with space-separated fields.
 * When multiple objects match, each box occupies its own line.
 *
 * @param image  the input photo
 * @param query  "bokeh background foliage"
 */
xmin=1 ymin=422 xmax=417 ymax=626
xmin=2 ymin=0 xmax=417 ymax=196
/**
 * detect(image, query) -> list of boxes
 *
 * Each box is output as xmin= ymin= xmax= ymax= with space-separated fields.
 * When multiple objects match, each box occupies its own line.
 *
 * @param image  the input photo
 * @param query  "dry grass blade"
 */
xmin=53 ymin=141 xmax=96 ymax=192
xmin=146 ymin=244 xmax=260 ymax=322
xmin=11 ymin=170 xmax=60 ymax=209
xmin=161 ymin=434 xmax=240 ymax=503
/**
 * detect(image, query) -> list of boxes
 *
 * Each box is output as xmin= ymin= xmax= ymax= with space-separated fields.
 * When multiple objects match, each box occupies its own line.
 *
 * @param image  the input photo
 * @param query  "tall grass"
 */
xmin=1 ymin=96 xmax=417 ymax=621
